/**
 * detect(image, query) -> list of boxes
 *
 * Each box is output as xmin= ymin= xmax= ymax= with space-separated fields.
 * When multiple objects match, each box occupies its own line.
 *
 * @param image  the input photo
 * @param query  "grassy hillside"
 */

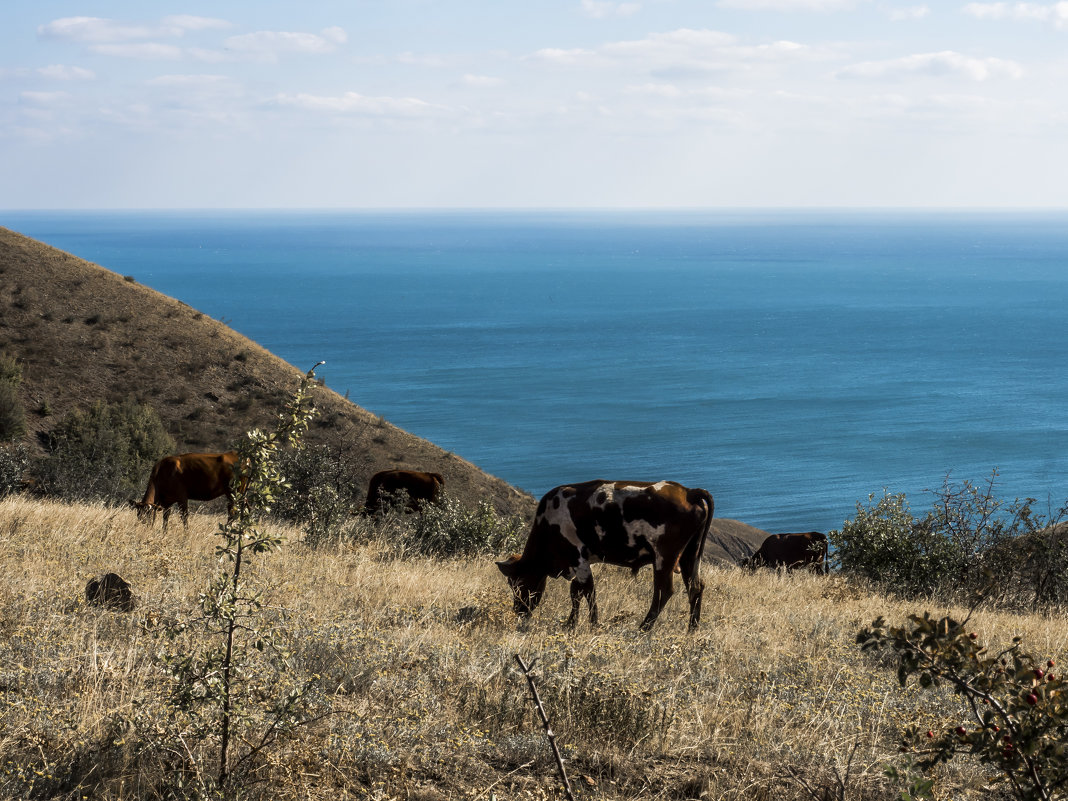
xmin=2 ymin=495 xmax=1066 ymax=800
xmin=0 ymin=226 xmax=530 ymax=517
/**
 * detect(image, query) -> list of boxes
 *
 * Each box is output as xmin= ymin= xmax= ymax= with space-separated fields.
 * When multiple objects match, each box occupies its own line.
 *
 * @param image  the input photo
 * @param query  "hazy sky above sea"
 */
xmin=2 ymin=1 xmax=1067 ymax=209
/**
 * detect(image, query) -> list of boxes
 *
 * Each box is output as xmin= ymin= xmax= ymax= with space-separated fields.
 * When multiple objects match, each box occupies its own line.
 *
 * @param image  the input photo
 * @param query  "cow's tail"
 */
xmin=683 ymin=487 xmax=715 ymax=573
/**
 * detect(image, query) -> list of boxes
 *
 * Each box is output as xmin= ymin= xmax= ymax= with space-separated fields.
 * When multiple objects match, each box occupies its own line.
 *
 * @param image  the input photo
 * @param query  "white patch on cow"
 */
xmin=540 ymin=483 xmax=672 ymax=571
xmin=586 ymin=483 xmax=614 ymax=510
xmin=626 ymin=518 xmax=668 ymax=565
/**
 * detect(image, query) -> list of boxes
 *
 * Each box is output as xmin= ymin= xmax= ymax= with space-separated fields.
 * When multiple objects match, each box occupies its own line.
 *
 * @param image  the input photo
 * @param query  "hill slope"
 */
xmin=0 ymin=226 xmax=771 ymax=558
xmin=0 ymin=226 xmax=532 ymax=517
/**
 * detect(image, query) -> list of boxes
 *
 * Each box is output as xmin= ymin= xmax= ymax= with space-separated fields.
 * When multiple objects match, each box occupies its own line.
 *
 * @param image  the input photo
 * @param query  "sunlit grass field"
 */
xmin=2 ymin=495 xmax=1067 ymax=800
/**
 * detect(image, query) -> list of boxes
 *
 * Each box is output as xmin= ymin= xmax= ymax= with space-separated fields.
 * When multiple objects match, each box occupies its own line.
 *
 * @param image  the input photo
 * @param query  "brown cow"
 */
xmin=129 ymin=451 xmax=240 ymax=530
xmin=364 ymin=469 xmax=444 ymax=514
xmin=743 ymin=531 xmax=827 ymax=573
xmin=496 ymin=480 xmax=714 ymax=632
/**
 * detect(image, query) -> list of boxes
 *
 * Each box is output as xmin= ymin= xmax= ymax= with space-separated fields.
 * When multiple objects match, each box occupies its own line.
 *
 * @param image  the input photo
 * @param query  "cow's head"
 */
xmin=496 ymin=555 xmax=547 ymax=618
xmin=128 ymin=500 xmax=161 ymax=526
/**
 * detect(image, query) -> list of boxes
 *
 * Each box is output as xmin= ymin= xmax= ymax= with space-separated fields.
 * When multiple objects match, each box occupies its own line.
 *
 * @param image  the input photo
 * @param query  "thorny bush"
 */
xmin=859 ymin=611 xmax=1068 ymax=801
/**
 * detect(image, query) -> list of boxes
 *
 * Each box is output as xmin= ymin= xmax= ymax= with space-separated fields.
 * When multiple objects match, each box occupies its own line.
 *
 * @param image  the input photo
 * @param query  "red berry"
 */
xmin=1049 ymin=659 xmax=1056 ymax=668
xmin=1026 ymin=693 xmax=1039 ymax=706
xmin=955 ymin=726 xmax=967 ymax=736
xmin=1035 ymin=668 xmax=1045 ymax=680
xmin=926 ymin=730 xmax=934 ymax=738
xmin=969 ymin=632 xmax=978 ymax=640
xmin=1048 ymin=674 xmax=1055 ymax=681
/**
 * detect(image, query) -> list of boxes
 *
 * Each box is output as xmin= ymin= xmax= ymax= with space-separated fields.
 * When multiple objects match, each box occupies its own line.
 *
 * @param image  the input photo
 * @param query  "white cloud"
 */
xmin=38 ymin=17 xmax=164 ymax=43
xmin=625 ymin=82 xmax=685 ymax=97
xmin=463 ymin=74 xmax=505 ymax=87
xmin=146 ymin=74 xmax=232 ymax=88
xmin=88 ymin=43 xmax=184 ymax=60
xmin=962 ymin=2 xmax=1068 ymax=26
xmin=838 ymin=50 xmax=1024 ymax=80
xmin=580 ymin=0 xmax=642 ymax=18
xmin=530 ymin=27 xmax=828 ymax=78
xmin=39 ymin=14 xmax=232 ymax=43
xmin=887 ymin=5 xmax=930 ymax=20
xmin=223 ymin=27 xmax=348 ymax=60
xmin=37 ymin=64 xmax=95 ymax=80
xmin=273 ymin=91 xmax=446 ymax=117
xmin=19 ymin=90 xmax=70 ymax=107
xmin=161 ymin=15 xmax=232 ymax=32
xmin=530 ymin=47 xmax=598 ymax=65
xmin=716 ymin=0 xmax=862 ymax=9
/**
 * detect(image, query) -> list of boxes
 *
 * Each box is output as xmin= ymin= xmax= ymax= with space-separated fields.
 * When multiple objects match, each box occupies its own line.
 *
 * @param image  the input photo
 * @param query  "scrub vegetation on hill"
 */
xmin=0 ymin=226 xmax=532 ymax=519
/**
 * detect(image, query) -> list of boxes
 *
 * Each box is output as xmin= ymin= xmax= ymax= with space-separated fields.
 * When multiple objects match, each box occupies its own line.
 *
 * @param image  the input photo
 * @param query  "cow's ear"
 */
xmin=496 ymin=555 xmax=521 ymax=576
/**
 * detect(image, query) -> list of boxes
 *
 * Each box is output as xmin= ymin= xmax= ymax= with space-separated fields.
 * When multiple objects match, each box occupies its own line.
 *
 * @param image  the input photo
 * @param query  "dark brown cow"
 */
xmin=496 ymin=480 xmax=714 ymax=632
xmin=364 ymin=469 xmax=444 ymax=514
xmin=129 ymin=451 xmax=239 ymax=530
xmin=743 ymin=531 xmax=827 ymax=573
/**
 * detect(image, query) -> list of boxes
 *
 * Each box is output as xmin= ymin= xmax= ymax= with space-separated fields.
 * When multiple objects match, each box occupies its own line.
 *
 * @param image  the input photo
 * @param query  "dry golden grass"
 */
xmin=3 ymin=495 xmax=1067 ymax=800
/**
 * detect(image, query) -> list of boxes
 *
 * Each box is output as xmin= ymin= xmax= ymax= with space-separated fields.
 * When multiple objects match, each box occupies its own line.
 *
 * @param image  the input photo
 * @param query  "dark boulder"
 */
xmin=85 ymin=572 xmax=134 ymax=612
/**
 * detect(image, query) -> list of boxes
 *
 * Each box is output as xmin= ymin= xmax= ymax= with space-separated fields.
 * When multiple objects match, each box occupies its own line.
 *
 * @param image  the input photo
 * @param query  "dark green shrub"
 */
xmin=404 ymin=493 xmax=525 ymax=557
xmin=0 ymin=352 xmax=26 ymax=442
xmin=38 ymin=399 xmax=175 ymax=502
xmin=0 ymin=382 xmax=26 ymax=442
xmin=831 ymin=473 xmax=1052 ymax=604
xmin=271 ymin=442 xmax=368 ymax=545
xmin=0 ymin=352 xmax=21 ymax=385
xmin=830 ymin=490 xmax=956 ymax=596
xmin=859 ymin=612 xmax=1068 ymax=801
xmin=0 ymin=442 xmax=29 ymax=496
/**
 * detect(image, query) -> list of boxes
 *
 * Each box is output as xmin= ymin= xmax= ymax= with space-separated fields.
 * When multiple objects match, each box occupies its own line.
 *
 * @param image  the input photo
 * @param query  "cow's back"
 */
xmin=753 ymin=531 xmax=826 ymax=569
xmin=533 ymin=480 xmax=711 ymax=568
xmin=366 ymin=469 xmax=444 ymax=512
xmin=151 ymin=452 xmax=236 ymax=505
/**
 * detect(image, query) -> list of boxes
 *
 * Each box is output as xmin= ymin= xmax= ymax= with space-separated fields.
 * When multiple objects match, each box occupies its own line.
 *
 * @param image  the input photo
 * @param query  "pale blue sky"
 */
xmin=2 ymin=1 xmax=1067 ymax=208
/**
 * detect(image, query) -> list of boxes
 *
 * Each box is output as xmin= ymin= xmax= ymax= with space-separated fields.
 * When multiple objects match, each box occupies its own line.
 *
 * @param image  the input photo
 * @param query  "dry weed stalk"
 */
xmin=514 ymin=653 xmax=576 ymax=801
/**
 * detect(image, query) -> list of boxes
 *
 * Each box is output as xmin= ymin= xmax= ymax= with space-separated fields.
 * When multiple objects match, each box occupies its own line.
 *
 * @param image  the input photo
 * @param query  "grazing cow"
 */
xmin=364 ymin=469 xmax=444 ymax=514
xmin=496 ymin=480 xmax=714 ymax=632
xmin=743 ymin=531 xmax=827 ymax=573
xmin=129 ymin=451 xmax=240 ymax=530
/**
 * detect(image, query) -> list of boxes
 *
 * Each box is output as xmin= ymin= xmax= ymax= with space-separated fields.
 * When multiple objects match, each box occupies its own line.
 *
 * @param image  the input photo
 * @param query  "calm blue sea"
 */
xmin=5 ymin=209 xmax=1068 ymax=532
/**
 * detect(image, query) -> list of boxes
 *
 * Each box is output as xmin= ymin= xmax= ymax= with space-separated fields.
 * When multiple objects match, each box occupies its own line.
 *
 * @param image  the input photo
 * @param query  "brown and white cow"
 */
xmin=496 ymin=480 xmax=714 ymax=632
xmin=742 ymin=531 xmax=828 ymax=573
xmin=129 ymin=451 xmax=240 ymax=530
xmin=364 ymin=469 xmax=445 ymax=514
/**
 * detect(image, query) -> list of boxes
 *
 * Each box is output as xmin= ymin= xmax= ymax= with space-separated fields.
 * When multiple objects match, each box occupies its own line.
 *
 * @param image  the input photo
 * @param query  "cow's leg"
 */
xmin=639 ymin=566 xmax=675 ymax=631
xmin=682 ymin=570 xmax=704 ymax=631
xmin=677 ymin=537 xmax=705 ymax=631
xmin=161 ymin=506 xmax=171 ymax=532
xmin=567 ymin=577 xmax=597 ymax=629
xmin=179 ymin=500 xmax=190 ymax=530
xmin=566 ymin=563 xmax=596 ymax=629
